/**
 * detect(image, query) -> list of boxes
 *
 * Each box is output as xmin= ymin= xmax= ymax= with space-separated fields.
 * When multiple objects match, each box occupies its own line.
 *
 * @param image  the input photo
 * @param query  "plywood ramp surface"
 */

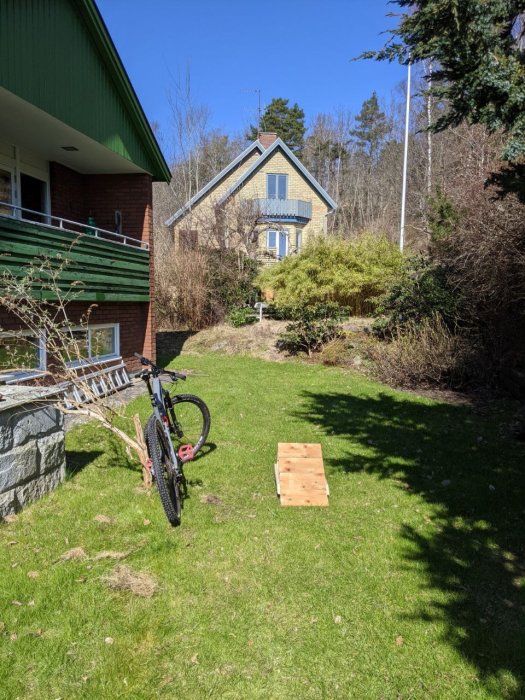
xmin=276 ymin=443 xmax=329 ymax=507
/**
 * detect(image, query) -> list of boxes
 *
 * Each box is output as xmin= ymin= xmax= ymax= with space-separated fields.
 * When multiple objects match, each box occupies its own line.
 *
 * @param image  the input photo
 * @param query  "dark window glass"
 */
xmin=267 ymin=174 xmax=287 ymax=200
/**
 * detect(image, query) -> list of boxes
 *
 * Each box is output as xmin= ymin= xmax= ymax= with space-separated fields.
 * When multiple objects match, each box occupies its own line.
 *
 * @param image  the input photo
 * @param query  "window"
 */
xmin=63 ymin=324 xmax=119 ymax=367
xmin=21 ymin=174 xmax=47 ymax=223
xmin=296 ymin=229 xmax=302 ymax=253
xmin=0 ymin=168 xmax=14 ymax=216
xmin=267 ymin=229 xmax=288 ymax=257
xmin=267 ymin=174 xmax=287 ymax=200
xmin=180 ymin=229 xmax=198 ymax=250
xmin=0 ymin=331 xmax=46 ymax=380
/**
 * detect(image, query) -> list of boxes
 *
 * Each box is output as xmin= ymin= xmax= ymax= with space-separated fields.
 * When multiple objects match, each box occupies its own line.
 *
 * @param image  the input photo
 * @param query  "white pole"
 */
xmin=400 ymin=59 xmax=412 ymax=252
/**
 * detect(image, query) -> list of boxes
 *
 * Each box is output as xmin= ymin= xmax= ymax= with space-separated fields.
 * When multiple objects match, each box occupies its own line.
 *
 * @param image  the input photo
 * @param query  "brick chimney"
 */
xmin=258 ymin=132 xmax=278 ymax=149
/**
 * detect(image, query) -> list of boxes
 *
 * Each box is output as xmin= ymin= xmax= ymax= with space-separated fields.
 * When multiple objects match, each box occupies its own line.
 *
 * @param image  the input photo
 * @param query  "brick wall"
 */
xmin=84 ymin=173 xmax=152 ymax=244
xmin=49 ymin=162 xmax=86 ymax=223
xmin=50 ymin=165 xmax=153 ymax=245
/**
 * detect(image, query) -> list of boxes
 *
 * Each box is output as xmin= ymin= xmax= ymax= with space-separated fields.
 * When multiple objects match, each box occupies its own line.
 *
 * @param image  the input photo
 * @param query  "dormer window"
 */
xmin=267 ymin=173 xmax=287 ymax=200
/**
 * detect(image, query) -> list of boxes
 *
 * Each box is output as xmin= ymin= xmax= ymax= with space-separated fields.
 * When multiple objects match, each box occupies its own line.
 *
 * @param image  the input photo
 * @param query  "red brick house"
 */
xmin=0 ymin=0 xmax=170 ymax=384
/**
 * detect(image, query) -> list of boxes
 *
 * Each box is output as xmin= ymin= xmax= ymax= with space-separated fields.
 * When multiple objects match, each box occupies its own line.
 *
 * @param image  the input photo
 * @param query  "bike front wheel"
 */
xmin=145 ymin=415 xmax=182 ymax=526
xmin=169 ymin=394 xmax=211 ymax=457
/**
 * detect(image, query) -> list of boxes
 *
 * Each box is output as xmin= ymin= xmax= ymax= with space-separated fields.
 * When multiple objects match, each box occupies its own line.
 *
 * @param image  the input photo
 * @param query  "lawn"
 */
xmin=1 ymin=354 xmax=524 ymax=699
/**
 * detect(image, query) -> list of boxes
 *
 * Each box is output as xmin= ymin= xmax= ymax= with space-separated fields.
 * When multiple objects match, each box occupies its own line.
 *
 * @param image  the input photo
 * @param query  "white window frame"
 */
xmin=296 ymin=228 xmax=302 ymax=253
xmin=0 ymin=145 xmax=51 ymax=220
xmin=0 ymin=329 xmax=47 ymax=381
xmin=267 ymin=229 xmax=278 ymax=250
xmin=267 ymin=229 xmax=289 ymax=257
xmin=64 ymin=323 xmax=120 ymax=369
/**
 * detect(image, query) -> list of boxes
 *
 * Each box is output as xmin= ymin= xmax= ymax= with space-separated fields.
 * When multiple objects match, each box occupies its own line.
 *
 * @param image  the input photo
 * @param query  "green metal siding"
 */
xmin=0 ymin=218 xmax=150 ymax=302
xmin=0 ymin=0 xmax=169 ymax=181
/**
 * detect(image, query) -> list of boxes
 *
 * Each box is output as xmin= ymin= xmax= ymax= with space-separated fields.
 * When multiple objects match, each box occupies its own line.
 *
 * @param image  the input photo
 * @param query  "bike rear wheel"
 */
xmin=169 ymin=394 xmax=211 ymax=457
xmin=145 ymin=415 xmax=182 ymax=526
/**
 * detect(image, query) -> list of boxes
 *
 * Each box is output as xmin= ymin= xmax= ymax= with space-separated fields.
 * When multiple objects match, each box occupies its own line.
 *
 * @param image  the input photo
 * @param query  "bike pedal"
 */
xmin=178 ymin=444 xmax=194 ymax=463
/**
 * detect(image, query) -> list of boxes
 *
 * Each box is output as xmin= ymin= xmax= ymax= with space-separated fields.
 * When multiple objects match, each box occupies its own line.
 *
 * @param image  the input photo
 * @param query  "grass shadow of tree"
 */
xmin=296 ymin=388 xmax=525 ymax=698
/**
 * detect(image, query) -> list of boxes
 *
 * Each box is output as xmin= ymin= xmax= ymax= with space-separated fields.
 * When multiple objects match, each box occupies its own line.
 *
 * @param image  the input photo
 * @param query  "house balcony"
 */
xmin=0 ymin=205 xmax=150 ymax=302
xmin=249 ymin=198 xmax=312 ymax=223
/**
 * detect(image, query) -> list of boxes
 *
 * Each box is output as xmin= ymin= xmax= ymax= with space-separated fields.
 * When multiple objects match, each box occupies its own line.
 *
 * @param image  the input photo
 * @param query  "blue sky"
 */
xmin=97 ymin=0 xmax=407 ymax=153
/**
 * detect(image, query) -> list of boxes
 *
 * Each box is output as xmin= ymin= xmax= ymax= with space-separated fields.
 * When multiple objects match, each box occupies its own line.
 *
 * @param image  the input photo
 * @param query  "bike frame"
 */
xmin=144 ymin=372 xmax=180 ymax=476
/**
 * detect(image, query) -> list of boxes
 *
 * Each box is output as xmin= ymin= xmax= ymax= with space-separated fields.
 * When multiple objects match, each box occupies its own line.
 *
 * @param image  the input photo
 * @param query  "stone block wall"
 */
xmin=0 ymin=387 xmax=66 ymax=517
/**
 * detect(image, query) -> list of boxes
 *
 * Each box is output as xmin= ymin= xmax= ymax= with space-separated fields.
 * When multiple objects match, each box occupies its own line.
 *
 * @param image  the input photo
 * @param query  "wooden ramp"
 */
xmin=275 ymin=443 xmax=329 ymax=507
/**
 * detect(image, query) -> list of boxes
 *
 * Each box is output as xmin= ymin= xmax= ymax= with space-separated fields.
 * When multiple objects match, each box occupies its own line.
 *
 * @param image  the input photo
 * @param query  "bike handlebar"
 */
xmin=133 ymin=352 xmax=186 ymax=381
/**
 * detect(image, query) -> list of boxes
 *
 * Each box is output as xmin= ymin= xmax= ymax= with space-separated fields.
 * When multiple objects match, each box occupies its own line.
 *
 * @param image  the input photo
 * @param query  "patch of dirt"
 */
xmin=92 ymin=550 xmax=130 ymax=561
xmin=103 ymin=564 xmax=158 ymax=597
xmin=56 ymin=547 xmax=87 ymax=562
xmin=180 ymin=320 xmax=288 ymax=361
xmin=200 ymin=494 xmax=224 ymax=506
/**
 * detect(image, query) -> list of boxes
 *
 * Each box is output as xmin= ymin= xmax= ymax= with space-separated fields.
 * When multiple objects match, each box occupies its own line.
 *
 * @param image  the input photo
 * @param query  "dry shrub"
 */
xmin=103 ymin=564 xmax=158 ymax=597
xmin=370 ymin=316 xmax=476 ymax=389
xmin=155 ymin=244 xmax=215 ymax=330
xmin=432 ymin=169 xmax=525 ymax=392
xmin=154 ymin=228 xmax=259 ymax=330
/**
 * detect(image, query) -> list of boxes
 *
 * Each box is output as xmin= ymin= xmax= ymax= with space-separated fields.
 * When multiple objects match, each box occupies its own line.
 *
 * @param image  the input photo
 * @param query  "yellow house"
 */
xmin=165 ymin=133 xmax=337 ymax=262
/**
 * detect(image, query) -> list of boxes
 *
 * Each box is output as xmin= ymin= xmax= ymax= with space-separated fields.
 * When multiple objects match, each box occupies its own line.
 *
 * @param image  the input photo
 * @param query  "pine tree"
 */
xmin=247 ymin=98 xmax=306 ymax=155
xmin=350 ymin=92 xmax=390 ymax=160
xmin=363 ymin=1 xmax=525 ymax=196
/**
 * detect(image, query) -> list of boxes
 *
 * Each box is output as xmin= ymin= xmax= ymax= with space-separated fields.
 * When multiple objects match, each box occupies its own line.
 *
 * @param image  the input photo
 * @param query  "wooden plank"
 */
xmin=276 ymin=443 xmax=328 ymax=507
xmin=278 ymin=442 xmax=322 ymax=459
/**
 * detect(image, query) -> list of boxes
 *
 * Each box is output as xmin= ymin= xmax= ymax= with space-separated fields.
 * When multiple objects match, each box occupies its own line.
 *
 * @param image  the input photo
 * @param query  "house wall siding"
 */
xmin=172 ymin=147 xmax=331 ymax=254
xmin=172 ymin=151 xmax=262 ymax=245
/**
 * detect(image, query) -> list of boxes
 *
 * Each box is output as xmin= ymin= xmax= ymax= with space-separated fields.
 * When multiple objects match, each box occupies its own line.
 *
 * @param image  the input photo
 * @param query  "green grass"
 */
xmin=1 ymin=354 xmax=525 ymax=699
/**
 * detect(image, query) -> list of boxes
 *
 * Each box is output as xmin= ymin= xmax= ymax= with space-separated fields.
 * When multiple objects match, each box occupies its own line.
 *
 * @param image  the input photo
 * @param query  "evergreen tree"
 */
xmin=247 ymin=97 xmax=306 ymax=155
xmin=350 ymin=92 xmax=391 ymax=159
xmin=363 ymin=1 xmax=525 ymax=196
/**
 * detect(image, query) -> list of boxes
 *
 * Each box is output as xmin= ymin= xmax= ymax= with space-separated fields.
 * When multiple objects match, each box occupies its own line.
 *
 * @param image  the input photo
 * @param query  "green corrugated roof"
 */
xmin=0 ymin=0 xmax=170 ymax=182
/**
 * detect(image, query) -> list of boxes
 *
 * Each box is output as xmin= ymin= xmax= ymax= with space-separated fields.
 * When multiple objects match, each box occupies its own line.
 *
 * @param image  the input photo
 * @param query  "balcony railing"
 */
xmin=0 ymin=207 xmax=150 ymax=303
xmin=0 ymin=202 xmax=148 ymax=250
xmin=250 ymin=198 xmax=312 ymax=220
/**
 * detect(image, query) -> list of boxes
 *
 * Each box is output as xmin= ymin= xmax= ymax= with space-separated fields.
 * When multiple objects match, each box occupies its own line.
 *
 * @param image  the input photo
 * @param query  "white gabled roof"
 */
xmin=165 ymin=137 xmax=337 ymax=227
xmin=165 ymin=141 xmax=264 ymax=226
xmin=218 ymin=138 xmax=337 ymax=210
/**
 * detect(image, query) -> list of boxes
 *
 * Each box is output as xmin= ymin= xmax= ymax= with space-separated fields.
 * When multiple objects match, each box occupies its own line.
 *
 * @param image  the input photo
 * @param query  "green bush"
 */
xmin=373 ymin=256 xmax=458 ymax=337
xmin=276 ymin=304 xmax=344 ymax=356
xmin=257 ymin=235 xmax=403 ymax=314
xmin=227 ymin=306 xmax=258 ymax=327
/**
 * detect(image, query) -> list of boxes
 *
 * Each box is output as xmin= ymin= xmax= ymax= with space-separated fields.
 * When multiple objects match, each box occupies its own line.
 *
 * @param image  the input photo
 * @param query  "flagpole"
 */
xmin=400 ymin=58 xmax=411 ymax=252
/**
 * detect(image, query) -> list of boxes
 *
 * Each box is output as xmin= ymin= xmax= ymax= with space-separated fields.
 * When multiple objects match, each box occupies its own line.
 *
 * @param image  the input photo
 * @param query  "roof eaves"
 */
xmin=165 ymin=141 xmax=264 ymax=226
xmin=74 ymin=0 xmax=171 ymax=182
xmin=218 ymin=138 xmax=337 ymax=210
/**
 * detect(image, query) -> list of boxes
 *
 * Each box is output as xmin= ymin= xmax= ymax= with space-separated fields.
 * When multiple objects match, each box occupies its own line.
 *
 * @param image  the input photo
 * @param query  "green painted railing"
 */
xmin=0 ymin=217 xmax=150 ymax=302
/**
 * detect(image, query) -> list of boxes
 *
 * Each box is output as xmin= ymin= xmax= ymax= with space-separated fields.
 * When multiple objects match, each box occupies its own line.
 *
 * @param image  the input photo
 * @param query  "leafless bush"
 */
xmin=434 ymin=174 xmax=525 ymax=390
xmin=370 ymin=316 xmax=476 ymax=389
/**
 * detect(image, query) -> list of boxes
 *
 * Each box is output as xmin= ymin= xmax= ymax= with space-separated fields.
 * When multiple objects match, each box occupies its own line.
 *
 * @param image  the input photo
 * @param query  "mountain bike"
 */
xmin=134 ymin=353 xmax=210 ymax=526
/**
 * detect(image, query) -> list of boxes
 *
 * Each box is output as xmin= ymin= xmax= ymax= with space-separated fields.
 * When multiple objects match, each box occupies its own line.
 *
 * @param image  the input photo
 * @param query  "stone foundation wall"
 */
xmin=0 ymin=387 xmax=66 ymax=517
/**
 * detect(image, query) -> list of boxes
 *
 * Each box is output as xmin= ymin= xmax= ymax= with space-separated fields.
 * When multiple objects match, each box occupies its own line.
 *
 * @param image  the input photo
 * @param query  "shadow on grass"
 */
xmin=65 ymin=450 xmax=104 ymax=477
xmin=296 ymin=389 xmax=525 ymax=698
xmin=156 ymin=331 xmax=197 ymax=366
xmin=66 ymin=425 xmax=139 ymax=476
